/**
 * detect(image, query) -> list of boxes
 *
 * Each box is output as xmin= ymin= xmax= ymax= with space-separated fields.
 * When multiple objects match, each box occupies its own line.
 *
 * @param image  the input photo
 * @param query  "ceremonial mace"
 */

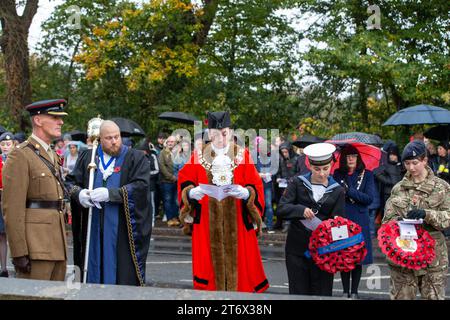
xmin=83 ymin=116 xmax=103 ymax=284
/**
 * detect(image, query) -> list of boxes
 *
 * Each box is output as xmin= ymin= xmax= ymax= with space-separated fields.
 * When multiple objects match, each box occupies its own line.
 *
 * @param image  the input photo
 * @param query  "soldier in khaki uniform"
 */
xmin=2 ymin=99 xmax=69 ymax=281
xmin=383 ymin=140 xmax=450 ymax=300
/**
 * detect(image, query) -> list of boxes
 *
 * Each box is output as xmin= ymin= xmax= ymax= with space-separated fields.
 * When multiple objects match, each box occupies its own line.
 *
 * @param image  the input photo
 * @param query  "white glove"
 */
xmin=79 ymin=189 xmax=94 ymax=208
xmin=90 ymin=187 xmax=110 ymax=203
xmin=189 ymin=186 xmax=205 ymax=201
xmin=225 ymin=185 xmax=250 ymax=200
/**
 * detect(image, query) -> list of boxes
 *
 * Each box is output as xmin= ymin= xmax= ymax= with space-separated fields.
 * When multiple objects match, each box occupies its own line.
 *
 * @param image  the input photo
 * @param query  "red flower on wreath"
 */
xmin=377 ymin=221 xmax=435 ymax=270
xmin=114 ymin=166 xmax=121 ymax=173
xmin=308 ymin=216 xmax=367 ymax=274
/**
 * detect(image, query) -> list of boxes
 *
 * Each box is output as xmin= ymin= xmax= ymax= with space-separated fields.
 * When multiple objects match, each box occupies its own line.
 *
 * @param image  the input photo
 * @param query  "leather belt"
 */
xmin=26 ymin=200 xmax=65 ymax=212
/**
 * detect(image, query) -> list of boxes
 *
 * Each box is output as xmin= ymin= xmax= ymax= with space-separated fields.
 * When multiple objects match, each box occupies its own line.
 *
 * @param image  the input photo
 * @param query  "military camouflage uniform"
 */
xmin=383 ymin=166 xmax=450 ymax=300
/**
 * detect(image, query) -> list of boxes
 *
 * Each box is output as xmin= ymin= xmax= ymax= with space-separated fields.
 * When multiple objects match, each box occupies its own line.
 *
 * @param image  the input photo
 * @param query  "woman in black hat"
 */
xmin=436 ymin=141 xmax=450 ymax=184
xmin=333 ymin=144 xmax=375 ymax=299
xmin=382 ymin=140 xmax=450 ymax=299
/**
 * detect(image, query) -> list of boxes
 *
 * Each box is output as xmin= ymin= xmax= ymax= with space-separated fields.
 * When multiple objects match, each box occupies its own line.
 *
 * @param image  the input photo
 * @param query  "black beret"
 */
xmin=437 ymin=141 xmax=449 ymax=151
xmin=402 ymin=140 xmax=426 ymax=161
xmin=0 ymin=132 xmax=14 ymax=142
xmin=207 ymin=111 xmax=231 ymax=129
xmin=13 ymin=132 xmax=26 ymax=143
xmin=25 ymin=99 xmax=68 ymax=116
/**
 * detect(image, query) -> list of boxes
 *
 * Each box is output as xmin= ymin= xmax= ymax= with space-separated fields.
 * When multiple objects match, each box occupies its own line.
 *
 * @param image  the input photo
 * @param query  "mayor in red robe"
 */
xmin=177 ymin=111 xmax=269 ymax=293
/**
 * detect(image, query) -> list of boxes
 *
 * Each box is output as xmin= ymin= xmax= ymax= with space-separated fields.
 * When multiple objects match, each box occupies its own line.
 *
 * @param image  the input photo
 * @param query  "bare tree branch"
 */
xmin=195 ymin=0 xmax=219 ymax=48
xmin=21 ymin=0 xmax=39 ymax=29
xmin=0 ymin=0 xmax=18 ymax=18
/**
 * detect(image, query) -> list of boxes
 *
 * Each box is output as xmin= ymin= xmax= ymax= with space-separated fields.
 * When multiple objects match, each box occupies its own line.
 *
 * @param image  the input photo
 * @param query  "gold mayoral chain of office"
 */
xmin=197 ymin=146 xmax=245 ymax=186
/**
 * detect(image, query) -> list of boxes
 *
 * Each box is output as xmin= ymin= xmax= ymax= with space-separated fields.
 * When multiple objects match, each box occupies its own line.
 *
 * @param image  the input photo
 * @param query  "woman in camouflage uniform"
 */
xmin=383 ymin=140 xmax=450 ymax=300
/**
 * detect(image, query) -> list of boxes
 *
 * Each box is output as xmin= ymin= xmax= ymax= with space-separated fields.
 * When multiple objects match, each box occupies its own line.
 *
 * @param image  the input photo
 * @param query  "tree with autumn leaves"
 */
xmin=0 ymin=0 xmax=448 ymax=141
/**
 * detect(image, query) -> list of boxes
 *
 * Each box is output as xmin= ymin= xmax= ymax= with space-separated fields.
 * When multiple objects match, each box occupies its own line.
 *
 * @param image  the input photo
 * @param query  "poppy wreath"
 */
xmin=377 ymin=221 xmax=435 ymax=270
xmin=308 ymin=216 xmax=367 ymax=274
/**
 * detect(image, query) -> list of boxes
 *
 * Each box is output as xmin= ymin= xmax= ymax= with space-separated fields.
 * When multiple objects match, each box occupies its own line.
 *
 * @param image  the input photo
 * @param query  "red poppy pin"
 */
xmin=114 ymin=166 xmax=121 ymax=173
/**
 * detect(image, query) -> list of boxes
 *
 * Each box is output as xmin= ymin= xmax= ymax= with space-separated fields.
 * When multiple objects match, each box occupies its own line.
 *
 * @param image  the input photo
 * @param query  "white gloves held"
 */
xmin=78 ymin=187 xmax=110 ymax=209
xmin=79 ymin=189 xmax=93 ymax=209
xmin=189 ymin=186 xmax=205 ymax=201
xmin=90 ymin=187 xmax=110 ymax=202
xmin=188 ymin=185 xmax=250 ymax=201
xmin=225 ymin=185 xmax=250 ymax=200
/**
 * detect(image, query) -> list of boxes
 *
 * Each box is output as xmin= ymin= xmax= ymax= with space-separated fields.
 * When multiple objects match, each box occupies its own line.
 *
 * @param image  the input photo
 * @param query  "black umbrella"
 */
xmin=292 ymin=134 xmax=326 ymax=149
xmin=331 ymin=132 xmax=383 ymax=146
xmin=65 ymin=130 xmax=87 ymax=142
xmin=110 ymin=117 xmax=146 ymax=137
xmin=383 ymin=104 xmax=450 ymax=126
xmin=158 ymin=111 xmax=199 ymax=125
xmin=424 ymin=125 xmax=450 ymax=142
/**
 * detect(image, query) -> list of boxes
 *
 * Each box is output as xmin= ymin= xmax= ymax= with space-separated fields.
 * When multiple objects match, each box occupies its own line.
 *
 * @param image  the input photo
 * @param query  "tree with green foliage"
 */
xmin=293 ymin=0 xmax=449 ymax=141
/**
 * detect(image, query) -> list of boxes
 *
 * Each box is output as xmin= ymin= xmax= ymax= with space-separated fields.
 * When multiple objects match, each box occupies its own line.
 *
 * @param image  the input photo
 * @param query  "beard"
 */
xmin=103 ymin=143 xmax=122 ymax=156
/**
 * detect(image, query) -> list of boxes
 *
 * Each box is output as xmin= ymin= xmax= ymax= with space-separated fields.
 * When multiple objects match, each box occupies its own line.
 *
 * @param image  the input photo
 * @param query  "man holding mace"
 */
xmin=66 ymin=120 xmax=152 ymax=286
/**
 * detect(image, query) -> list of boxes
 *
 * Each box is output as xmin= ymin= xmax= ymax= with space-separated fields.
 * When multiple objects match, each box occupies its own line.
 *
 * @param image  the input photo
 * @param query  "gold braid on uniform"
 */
xmin=121 ymin=186 xmax=145 ymax=287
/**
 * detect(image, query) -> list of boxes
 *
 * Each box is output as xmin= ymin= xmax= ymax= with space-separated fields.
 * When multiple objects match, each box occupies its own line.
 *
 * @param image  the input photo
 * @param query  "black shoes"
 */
xmin=342 ymin=292 xmax=358 ymax=299
xmin=0 ymin=270 xmax=8 ymax=278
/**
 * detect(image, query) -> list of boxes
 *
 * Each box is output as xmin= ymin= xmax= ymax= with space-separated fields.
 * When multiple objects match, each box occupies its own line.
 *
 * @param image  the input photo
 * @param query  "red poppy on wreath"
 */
xmin=114 ymin=166 xmax=121 ymax=173
xmin=204 ymin=119 xmax=208 ymax=126
xmin=377 ymin=220 xmax=435 ymax=270
xmin=308 ymin=216 xmax=367 ymax=274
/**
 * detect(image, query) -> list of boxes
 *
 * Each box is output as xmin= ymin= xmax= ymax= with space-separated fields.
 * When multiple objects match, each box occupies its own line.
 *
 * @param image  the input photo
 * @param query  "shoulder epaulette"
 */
xmin=16 ymin=140 xmax=30 ymax=149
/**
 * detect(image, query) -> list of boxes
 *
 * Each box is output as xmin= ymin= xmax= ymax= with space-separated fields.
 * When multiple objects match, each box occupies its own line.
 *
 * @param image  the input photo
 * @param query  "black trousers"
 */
xmin=71 ymin=199 xmax=88 ymax=280
xmin=286 ymin=253 xmax=334 ymax=296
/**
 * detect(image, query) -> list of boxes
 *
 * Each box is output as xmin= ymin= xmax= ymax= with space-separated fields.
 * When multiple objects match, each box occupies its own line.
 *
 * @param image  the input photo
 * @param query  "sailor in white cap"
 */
xmin=277 ymin=142 xmax=346 ymax=296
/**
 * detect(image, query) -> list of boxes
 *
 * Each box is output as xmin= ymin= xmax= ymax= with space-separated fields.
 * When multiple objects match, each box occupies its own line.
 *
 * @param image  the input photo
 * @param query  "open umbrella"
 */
xmin=158 ymin=111 xmax=199 ymax=125
xmin=326 ymin=139 xmax=385 ymax=173
xmin=383 ymin=105 xmax=450 ymax=126
xmin=65 ymin=130 xmax=87 ymax=142
xmin=292 ymin=134 xmax=326 ymax=149
xmin=331 ymin=132 xmax=382 ymax=146
xmin=110 ymin=117 xmax=146 ymax=137
xmin=424 ymin=125 xmax=450 ymax=142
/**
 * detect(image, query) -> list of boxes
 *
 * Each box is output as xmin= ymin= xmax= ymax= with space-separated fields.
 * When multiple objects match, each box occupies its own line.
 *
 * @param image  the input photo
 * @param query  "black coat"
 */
xmin=65 ymin=147 xmax=152 ymax=286
xmin=436 ymin=155 xmax=450 ymax=184
xmin=277 ymin=174 xmax=346 ymax=256
xmin=375 ymin=161 xmax=404 ymax=208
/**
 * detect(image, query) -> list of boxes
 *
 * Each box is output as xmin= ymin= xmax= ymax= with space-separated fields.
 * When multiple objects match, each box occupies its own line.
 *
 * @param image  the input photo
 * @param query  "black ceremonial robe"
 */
xmin=66 ymin=146 xmax=152 ymax=286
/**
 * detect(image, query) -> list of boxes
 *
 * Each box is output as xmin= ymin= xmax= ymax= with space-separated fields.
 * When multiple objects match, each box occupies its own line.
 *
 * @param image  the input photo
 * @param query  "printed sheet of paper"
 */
xmin=262 ymin=173 xmax=272 ymax=183
xmin=278 ymin=178 xmax=288 ymax=188
xmin=401 ymin=218 xmax=423 ymax=225
xmin=331 ymin=225 xmax=349 ymax=241
xmin=398 ymin=222 xmax=418 ymax=240
xmin=398 ymin=218 xmax=422 ymax=240
xmin=199 ymin=184 xmax=241 ymax=201
xmin=300 ymin=216 xmax=322 ymax=231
